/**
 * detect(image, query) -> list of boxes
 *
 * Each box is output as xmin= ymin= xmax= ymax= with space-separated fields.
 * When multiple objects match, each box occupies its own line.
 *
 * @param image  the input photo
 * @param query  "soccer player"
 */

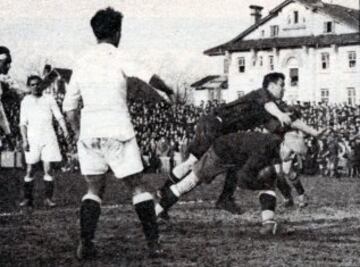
xmin=63 ymin=7 xmax=173 ymax=260
xmin=158 ymin=72 xmax=322 ymax=214
xmin=19 ymin=75 xmax=69 ymax=207
xmin=276 ymin=153 xmax=308 ymax=208
xmin=156 ymin=131 xmax=307 ymax=234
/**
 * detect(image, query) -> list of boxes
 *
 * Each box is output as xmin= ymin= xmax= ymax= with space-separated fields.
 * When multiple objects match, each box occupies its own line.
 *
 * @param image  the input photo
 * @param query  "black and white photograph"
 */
xmin=0 ymin=0 xmax=360 ymax=266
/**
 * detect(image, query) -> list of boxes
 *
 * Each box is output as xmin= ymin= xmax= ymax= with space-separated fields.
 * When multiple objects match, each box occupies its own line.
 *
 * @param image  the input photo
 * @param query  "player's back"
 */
xmin=69 ymin=44 xmax=135 ymax=140
xmin=213 ymin=131 xmax=282 ymax=165
xmin=214 ymin=88 xmax=274 ymax=134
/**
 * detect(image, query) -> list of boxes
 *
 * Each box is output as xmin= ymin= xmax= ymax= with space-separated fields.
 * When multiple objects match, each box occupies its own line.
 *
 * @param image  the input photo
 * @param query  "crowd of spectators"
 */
xmin=3 ymin=88 xmax=360 ymax=178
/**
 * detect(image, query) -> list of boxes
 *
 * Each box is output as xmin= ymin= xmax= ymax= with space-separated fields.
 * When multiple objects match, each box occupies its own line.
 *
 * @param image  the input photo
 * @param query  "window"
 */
xmin=269 ymin=55 xmax=274 ymax=70
xmin=320 ymin=88 xmax=329 ymax=103
xmin=208 ymin=89 xmax=214 ymax=101
xmin=289 ymin=68 xmax=299 ymax=87
xmin=238 ymin=57 xmax=245 ymax=73
xmin=270 ymin=25 xmax=279 ymax=37
xmin=347 ymin=87 xmax=356 ymax=105
xmin=223 ymin=58 xmax=229 ymax=74
xmin=259 ymin=56 xmax=263 ymax=67
xmin=237 ymin=91 xmax=245 ymax=98
xmin=324 ymin=21 xmax=333 ymax=33
xmin=261 ymin=30 xmax=265 ymax=37
xmin=321 ymin=52 xmax=330 ymax=69
xmin=215 ymin=88 xmax=222 ymax=101
xmin=294 ymin=11 xmax=299 ymax=24
xmin=348 ymin=51 xmax=356 ymax=68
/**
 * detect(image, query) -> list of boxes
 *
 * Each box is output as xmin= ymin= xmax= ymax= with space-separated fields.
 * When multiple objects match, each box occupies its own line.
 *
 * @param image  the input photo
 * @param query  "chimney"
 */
xmin=249 ymin=5 xmax=263 ymax=24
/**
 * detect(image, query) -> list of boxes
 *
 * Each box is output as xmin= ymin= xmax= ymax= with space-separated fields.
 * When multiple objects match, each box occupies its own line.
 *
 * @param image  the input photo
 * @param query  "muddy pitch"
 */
xmin=1 ymin=170 xmax=360 ymax=266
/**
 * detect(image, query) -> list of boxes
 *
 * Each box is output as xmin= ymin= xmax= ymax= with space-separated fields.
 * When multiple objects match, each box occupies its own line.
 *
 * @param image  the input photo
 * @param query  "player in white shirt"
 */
xmin=19 ymin=75 xmax=69 ymax=208
xmin=63 ymin=7 xmax=174 ymax=260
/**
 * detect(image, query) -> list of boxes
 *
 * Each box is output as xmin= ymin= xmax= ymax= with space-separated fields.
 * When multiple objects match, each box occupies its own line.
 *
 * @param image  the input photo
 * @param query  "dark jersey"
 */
xmin=187 ymin=88 xmax=301 ymax=159
xmin=213 ymin=88 xmax=301 ymax=135
xmin=213 ymin=88 xmax=276 ymax=134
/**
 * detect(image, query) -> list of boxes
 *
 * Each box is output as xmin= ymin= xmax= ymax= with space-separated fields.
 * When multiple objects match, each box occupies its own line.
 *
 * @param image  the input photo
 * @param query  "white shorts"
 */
xmin=77 ymin=137 xmax=144 ymax=178
xmin=25 ymin=140 xmax=62 ymax=164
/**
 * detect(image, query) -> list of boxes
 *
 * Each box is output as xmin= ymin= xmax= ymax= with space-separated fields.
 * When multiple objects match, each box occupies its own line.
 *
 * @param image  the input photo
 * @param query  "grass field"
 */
xmin=1 ymin=169 xmax=360 ymax=266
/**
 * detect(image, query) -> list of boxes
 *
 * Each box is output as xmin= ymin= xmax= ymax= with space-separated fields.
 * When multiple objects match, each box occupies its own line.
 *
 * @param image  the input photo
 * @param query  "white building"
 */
xmin=204 ymin=0 xmax=360 ymax=105
xmin=190 ymin=75 xmax=227 ymax=106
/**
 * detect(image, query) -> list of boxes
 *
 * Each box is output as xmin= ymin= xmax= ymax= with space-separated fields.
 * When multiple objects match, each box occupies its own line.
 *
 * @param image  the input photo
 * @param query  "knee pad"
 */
xmin=259 ymin=191 xmax=277 ymax=211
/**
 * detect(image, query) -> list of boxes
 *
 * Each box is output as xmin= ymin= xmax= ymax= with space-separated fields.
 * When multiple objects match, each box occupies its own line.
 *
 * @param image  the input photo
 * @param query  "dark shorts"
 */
xmin=193 ymin=146 xmax=236 ymax=184
xmin=194 ymin=146 xmax=277 ymax=191
xmin=236 ymin=166 xmax=277 ymax=191
xmin=187 ymin=115 xmax=223 ymax=159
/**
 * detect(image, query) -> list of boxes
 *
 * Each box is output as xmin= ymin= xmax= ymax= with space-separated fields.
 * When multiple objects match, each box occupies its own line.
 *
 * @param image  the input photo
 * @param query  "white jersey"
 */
xmin=20 ymin=94 xmax=63 ymax=144
xmin=63 ymin=43 xmax=152 ymax=140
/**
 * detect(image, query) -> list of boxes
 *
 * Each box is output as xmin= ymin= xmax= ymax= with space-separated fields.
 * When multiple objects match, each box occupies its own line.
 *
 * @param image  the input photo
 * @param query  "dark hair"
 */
xmin=262 ymin=72 xmax=285 ymax=89
xmin=90 ymin=7 xmax=123 ymax=41
xmin=0 ymin=46 xmax=11 ymax=61
xmin=27 ymin=75 xmax=42 ymax=86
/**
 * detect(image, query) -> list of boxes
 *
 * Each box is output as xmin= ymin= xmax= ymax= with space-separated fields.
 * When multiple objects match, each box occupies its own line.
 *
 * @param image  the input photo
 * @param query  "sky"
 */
xmin=0 ymin=0 xmax=358 ymax=87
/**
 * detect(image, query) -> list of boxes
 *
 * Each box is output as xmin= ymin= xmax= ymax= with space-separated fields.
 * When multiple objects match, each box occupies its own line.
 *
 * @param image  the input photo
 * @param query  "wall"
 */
xmin=245 ymin=1 xmax=357 ymax=40
xmin=225 ymin=44 xmax=360 ymax=104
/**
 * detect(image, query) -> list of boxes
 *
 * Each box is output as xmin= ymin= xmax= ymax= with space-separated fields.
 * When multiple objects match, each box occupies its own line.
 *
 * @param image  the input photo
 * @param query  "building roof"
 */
xmin=222 ymin=33 xmax=360 ymax=52
xmin=204 ymin=0 xmax=360 ymax=56
xmin=191 ymin=75 xmax=228 ymax=90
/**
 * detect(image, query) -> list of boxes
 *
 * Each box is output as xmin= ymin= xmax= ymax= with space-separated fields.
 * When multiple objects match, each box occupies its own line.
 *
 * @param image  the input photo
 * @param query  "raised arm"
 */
xmin=149 ymin=75 xmax=175 ymax=103
xmin=62 ymin=72 xmax=81 ymax=141
xmin=264 ymin=102 xmax=292 ymax=126
xmin=49 ymin=96 xmax=69 ymax=139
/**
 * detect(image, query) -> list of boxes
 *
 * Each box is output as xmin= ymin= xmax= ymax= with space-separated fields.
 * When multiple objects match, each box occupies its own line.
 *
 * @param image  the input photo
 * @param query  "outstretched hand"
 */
xmin=278 ymin=112 xmax=292 ymax=126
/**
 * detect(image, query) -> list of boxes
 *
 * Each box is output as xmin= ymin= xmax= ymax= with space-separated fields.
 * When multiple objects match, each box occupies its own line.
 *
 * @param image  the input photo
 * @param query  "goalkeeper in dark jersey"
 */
xmin=155 ymin=131 xmax=307 ymax=235
xmin=158 ymin=72 xmax=323 ymax=214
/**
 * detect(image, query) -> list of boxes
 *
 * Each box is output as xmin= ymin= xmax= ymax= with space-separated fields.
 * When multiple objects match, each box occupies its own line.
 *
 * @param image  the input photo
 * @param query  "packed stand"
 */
xmin=3 ymin=93 xmax=360 ymax=177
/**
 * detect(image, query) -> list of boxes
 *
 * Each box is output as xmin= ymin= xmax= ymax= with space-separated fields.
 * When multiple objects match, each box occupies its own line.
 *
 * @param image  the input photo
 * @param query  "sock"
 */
xmin=217 ymin=169 xmax=237 ymax=202
xmin=158 ymin=168 xmax=191 ymax=199
xmin=23 ymin=181 xmax=34 ymax=203
xmin=172 ymin=153 xmax=198 ymax=179
xmin=164 ymin=172 xmax=182 ymax=188
xmin=44 ymin=181 xmax=54 ymax=200
xmin=133 ymin=192 xmax=159 ymax=243
xmin=171 ymin=171 xmax=199 ymax=196
xmin=155 ymin=203 xmax=164 ymax=216
xmin=80 ymin=194 xmax=102 ymax=242
xmin=276 ymin=175 xmax=293 ymax=200
xmin=159 ymin=186 xmax=179 ymax=211
xmin=259 ymin=191 xmax=276 ymax=224
xmin=292 ymin=179 xmax=305 ymax=196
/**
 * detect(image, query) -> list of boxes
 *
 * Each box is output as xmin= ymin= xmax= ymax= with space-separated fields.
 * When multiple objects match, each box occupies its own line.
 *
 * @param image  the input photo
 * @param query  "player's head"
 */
xmin=0 ymin=46 xmax=12 ymax=75
xmin=280 ymin=131 xmax=307 ymax=161
xmin=27 ymin=75 xmax=43 ymax=97
xmin=90 ymin=7 xmax=123 ymax=47
xmin=263 ymin=72 xmax=285 ymax=99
